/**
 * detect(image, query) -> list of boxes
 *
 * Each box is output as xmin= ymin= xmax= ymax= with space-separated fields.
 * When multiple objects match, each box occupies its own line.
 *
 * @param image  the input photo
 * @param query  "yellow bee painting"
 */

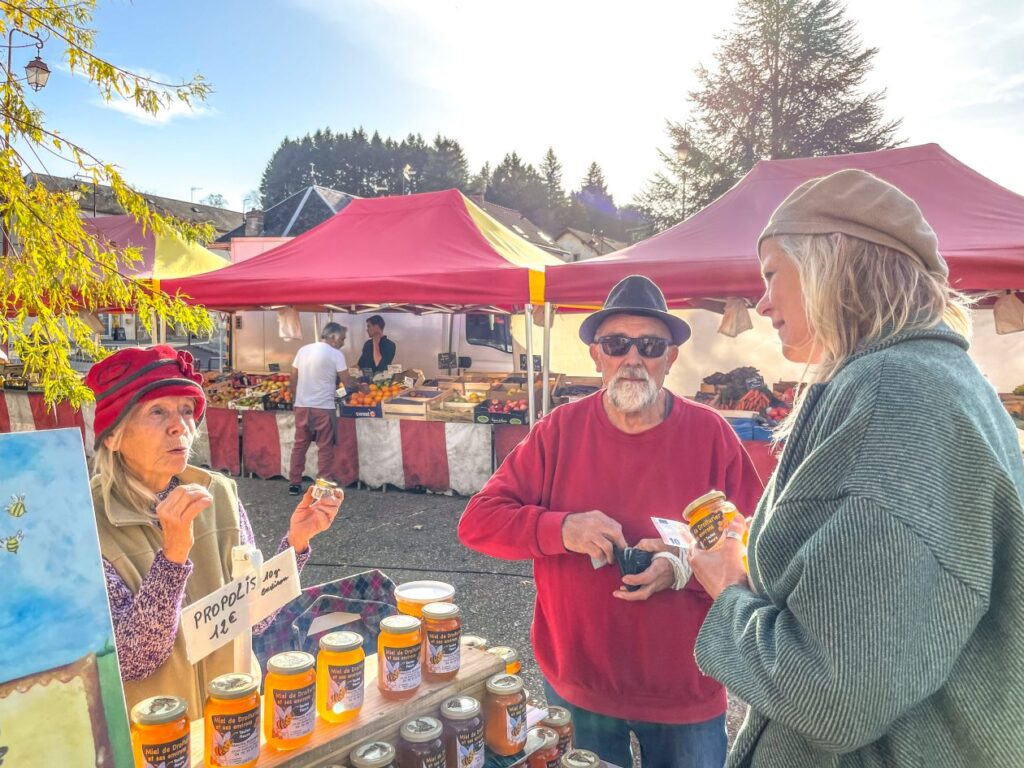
xmin=6 ymin=494 xmax=26 ymax=518
xmin=4 ymin=531 xmax=23 ymax=554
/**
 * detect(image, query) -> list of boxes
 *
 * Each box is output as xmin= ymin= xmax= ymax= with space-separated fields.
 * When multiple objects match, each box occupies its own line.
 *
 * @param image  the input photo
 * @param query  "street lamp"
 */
xmin=673 ymin=132 xmax=691 ymax=221
xmin=3 ymin=29 xmax=50 ymax=257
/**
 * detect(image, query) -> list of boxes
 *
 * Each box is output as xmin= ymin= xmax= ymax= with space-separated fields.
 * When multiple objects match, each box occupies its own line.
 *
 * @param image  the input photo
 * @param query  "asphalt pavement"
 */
xmin=238 ymin=476 xmax=746 ymax=751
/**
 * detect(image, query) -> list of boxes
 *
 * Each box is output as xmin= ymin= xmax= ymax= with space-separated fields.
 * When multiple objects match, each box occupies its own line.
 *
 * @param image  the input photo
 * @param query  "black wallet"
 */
xmin=614 ymin=545 xmax=654 ymax=591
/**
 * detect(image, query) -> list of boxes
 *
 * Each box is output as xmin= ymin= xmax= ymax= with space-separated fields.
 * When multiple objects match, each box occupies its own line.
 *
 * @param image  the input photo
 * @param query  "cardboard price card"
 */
xmin=182 ymin=548 xmax=301 ymax=664
xmin=651 ymin=517 xmax=692 ymax=552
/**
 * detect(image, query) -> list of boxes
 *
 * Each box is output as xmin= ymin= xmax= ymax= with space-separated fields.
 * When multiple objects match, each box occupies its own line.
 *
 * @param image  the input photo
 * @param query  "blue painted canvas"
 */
xmin=0 ymin=428 xmax=132 ymax=768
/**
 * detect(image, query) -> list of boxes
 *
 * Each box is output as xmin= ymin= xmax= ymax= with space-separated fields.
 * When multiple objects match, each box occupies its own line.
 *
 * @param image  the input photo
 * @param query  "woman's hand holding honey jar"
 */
xmin=688 ymin=515 xmax=752 ymax=600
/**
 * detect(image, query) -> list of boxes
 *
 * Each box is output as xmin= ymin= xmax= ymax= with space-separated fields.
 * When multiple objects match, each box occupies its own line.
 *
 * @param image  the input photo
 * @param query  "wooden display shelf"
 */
xmin=189 ymin=648 xmax=504 ymax=767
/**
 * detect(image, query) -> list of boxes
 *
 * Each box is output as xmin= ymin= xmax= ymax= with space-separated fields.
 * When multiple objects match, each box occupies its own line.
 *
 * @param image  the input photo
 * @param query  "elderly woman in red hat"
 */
xmin=85 ymin=345 xmax=342 ymax=719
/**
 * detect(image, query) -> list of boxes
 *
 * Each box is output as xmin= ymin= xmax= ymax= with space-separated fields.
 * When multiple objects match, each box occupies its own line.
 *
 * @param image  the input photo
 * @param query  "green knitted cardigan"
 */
xmin=695 ymin=325 xmax=1024 ymax=767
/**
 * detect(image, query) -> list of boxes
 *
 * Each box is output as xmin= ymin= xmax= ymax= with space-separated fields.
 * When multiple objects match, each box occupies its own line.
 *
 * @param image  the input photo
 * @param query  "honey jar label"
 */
xmin=383 ymin=644 xmax=421 ymax=691
xmin=141 ymin=733 xmax=189 ymax=768
xmin=421 ymin=746 xmax=447 ymax=768
xmin=557 ymin=732 xmax=573 ymax=755
xmin=506 ymin=701 xmax=527 ymax=747
xmin=272 ymin=683 xmax=316 ymax=740
xmin=456 ymin=725 xmax=485 ymax=768
xmin=327 ymin=662 xmax=365 ymax=711
xmin=426 ymin=628 xmax=461 ymax=674
xmin=210 ymin=707 xmax=260 ymax=765
xmin=689 ymin=510 xmax=735 ymax=550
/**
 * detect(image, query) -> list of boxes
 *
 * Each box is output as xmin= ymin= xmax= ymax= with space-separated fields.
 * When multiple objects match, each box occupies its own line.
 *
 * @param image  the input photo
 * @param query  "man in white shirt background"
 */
xmin=288 ymin=322 xmax=348 ymax=494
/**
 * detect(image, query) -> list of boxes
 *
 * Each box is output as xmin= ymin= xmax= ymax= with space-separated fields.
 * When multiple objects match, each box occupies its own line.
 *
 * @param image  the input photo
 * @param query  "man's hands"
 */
xmin=159 ymin=484 xmax=213 ymax=565
xmin=561 ymin=510 xmax=626 ymax=567
xmin=612 ymin=557 xmax=674 ymax=601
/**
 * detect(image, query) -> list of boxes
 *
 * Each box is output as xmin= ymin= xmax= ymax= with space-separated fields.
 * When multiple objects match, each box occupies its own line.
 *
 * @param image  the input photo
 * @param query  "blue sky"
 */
xmin=0 ymin=429 xmax=113 ymax=682
xmin=22 ymin=0 xmax=1024 ymax=213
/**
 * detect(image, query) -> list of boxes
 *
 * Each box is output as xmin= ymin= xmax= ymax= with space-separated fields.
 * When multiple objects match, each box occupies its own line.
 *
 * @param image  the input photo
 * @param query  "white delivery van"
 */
xmin=229 ymin=310 xmax=519 ymax=376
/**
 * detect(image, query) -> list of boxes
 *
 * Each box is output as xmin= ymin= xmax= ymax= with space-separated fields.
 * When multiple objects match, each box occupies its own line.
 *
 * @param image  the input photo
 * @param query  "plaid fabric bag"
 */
xmin=253 ymin=569 xmax=397 ymax=670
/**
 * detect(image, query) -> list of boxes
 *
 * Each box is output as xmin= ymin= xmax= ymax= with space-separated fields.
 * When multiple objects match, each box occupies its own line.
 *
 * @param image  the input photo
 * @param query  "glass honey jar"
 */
xmin=422 ymin=601 xmax=462 ymax=683
xmin=397 ymin=716 xmax=446 ymax=768
xmin=394 ymin=580 xmax=455 ymax=618
xmin=683 ymin=490 xmax=744 ymax=550
xmin=204 ymin=673 xmax=261 ymax=768
xmin=378 ymin=614 xmax=422 ymax=700
xmin=483 ymin=673 xmax=527 ymax=756
xmin=560 ymin=749 xmax=603 ymax=768
xmin=541 ymin=706 xmax=573 ymax=757
xmin=350 ymin=740 xmax=398 ymax=768
xmin=487 ymin=645 xmax=522 ymax=675
xmin=461 ymin=635 xmax=488 ymax=651
xmin=440 ymin=695 xmax=484 ymax=768
xmin=317 ymin=630 xmax=365 ymax=724
xmin=527 ymin=726 xmax=561 ymax=768
xmin=130 ymin=695 xmax=189 ymax=768
xmin=264 ymin=651 xmax=317 ymax=751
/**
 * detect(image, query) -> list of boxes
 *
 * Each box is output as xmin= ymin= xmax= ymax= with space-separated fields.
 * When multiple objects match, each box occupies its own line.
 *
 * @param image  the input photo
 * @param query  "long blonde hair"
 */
xmin=92 ymin=410 xmax=194 ymax=516
xmin=774 ymin=233 xmax=973 ymax=438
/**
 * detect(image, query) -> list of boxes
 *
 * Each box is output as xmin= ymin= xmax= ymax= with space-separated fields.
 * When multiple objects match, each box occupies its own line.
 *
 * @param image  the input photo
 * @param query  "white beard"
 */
xmin=607 ymin=364 xmax=659 ymax=413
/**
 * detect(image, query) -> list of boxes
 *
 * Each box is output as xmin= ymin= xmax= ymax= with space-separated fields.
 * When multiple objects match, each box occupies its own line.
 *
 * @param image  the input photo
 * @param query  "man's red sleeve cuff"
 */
xmin=537 ymin=510 xmax=570 ymax=556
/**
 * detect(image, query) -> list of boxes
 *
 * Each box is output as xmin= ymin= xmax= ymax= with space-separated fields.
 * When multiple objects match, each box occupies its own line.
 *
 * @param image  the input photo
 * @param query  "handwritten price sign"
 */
xmin=182 ymin=548 xmax=300 ymax=664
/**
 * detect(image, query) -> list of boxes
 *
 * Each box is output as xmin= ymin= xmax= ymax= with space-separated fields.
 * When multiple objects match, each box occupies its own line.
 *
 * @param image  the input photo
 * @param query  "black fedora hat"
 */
xmin=579 ymin=275 xmax=691 ymax=345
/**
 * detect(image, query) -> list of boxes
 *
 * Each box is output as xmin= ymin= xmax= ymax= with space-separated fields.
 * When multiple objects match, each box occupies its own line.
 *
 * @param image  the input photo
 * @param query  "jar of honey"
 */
xmin=541 ymin=706 xmax=573 ymax=756
xmin=461 ymin=634 xmax=488 ymax=651
xmin=394 ymin=580 xmax=455 ymax=617
xmin=682 ymin=491 xmax=744 ymax=550
xmin=560 ymin=750 xmax=603 ymax=768
xmin=527 ymin=727 xmax=561 ymax=768
xmin=350 ymin=740 xmax=398 ymax=768
xmin=130 ymin=695 xmax=189 ymax=768
xmin=422 ymin=601 xmax=462 ymax=682
xmin=440 ymin=695 xmax=484 ymax=768
xmin=483 ymin=673 xmax=527 ymax=756
xmin=264 ymin=651 xmax=317 ymax=750
xmin=204 ymin=673 xmax=261 ymax=768
xmin=317 ymin=630 xmax=365 ymax=724
xmin=487 ymin=645 xmax=522 ymax=675
xmin=397 ymin=716 xmax=446 ymax=768
xmin=377 ymin=614 xmax=422 ymax=700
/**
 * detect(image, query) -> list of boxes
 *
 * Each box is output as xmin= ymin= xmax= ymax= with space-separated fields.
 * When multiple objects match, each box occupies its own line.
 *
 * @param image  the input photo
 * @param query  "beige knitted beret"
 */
xmin=758 ymin=168 xmax=948 ymax=277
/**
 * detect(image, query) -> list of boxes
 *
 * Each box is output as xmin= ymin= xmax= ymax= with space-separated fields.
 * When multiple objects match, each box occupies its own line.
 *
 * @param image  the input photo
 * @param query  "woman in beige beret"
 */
xmin=688 ymin=169 xmax=1024 ymax=767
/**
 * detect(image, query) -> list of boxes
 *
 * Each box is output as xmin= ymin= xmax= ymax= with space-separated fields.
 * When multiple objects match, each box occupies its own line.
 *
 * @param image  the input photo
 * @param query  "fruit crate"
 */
xmin=474 ymin=401 xmax=529 ymax=425
xmin=381 ymin=388 xmax=446 ymax=420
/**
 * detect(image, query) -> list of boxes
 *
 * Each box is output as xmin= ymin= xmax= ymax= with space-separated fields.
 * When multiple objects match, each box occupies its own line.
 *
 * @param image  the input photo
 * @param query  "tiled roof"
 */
xmin=471 ymin=197 xmax=570 ymax=259
xmin=25 ymin=173 xmax=242 ymax=236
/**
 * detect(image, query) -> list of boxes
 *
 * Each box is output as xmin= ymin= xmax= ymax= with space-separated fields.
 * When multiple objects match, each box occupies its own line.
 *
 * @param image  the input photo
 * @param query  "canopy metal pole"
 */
xmin=524 ymin=305 xmax=536 ymax=427
xmin=542 ymin=302 xmax=552 ymax=415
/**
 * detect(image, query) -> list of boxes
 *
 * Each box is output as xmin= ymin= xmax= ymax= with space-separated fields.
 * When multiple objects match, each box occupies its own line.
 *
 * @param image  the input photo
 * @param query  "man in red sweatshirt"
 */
xmin=459 ymin=275 xmax=764 ymax=767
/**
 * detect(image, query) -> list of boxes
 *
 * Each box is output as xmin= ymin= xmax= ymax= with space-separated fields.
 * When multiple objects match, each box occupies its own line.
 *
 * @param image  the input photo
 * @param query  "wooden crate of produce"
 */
xmin=381 ymin=388 xmax=446 ymax=420
xmin=425 ymin=390 xmax=478 ymax=422
xmin=188 ymin=648 xmax=504 ymax=768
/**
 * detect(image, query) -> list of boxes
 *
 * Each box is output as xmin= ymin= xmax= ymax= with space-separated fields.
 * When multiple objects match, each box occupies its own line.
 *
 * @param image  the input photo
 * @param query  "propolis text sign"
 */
xmin=182 ymin=548 xmax=300 ymax=664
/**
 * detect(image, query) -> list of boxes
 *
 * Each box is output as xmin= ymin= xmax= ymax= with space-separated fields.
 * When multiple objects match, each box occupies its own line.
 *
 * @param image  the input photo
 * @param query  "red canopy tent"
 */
xmin=161 ymin=189 xmax=560 ymax=311
xmin=545 ymin=144 xmax=1024 ymax=305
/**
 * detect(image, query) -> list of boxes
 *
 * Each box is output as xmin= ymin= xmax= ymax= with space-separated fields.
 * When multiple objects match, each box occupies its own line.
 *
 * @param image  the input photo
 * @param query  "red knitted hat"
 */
xmin=85 ymin=345 xmax=206 ymax=449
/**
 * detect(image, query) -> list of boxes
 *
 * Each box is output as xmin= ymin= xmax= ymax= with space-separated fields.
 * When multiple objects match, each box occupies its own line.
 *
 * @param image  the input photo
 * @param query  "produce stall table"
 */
xmin=188 ymin=648 xmax=506 ymax=767
xmin=239 ymin=410 xmax=495 ymax=496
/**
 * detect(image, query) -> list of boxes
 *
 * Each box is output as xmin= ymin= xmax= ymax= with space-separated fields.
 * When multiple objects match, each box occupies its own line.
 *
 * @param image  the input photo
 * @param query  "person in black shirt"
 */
xmin=357 ymin=314 xmax=396 ymax=374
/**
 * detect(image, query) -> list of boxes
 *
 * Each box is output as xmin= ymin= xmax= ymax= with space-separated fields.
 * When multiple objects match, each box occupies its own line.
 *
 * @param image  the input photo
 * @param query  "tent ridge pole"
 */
xmin=525 ymin=304 xmax=536 ymax=428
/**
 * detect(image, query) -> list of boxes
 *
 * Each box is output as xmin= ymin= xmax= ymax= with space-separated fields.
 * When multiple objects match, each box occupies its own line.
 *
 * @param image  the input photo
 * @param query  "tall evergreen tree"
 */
xmin=487 ymin=153 xmax=547 ymax=220
xmin=467 ymin=162 xmax=492 ymax=197
xmin=420 ymin=134 xmax=470 ymax=192
xmin=636 ymin=0 xmax=902 ymax=231
xmin=569 ymin=162 xmax=621 ymax=237
xmin=536 ymin=148 xmax=569 ymax=232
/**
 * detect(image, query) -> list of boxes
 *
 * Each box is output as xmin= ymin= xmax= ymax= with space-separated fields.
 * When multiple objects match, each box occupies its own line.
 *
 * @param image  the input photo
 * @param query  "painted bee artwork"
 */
xmin=0 ymin=429 xmax=133 ymax=767
xmin=428 ymin=640 xmax=445 ymax=667
xmin=273 ymin=703 xmax=294 ymax=736
xmin=212 ymin=729 xmax=234 ymax=759
xmin=5 ymin=495 xmax=26 ymax=518
xmin=509 ymin=712 xmax=525 ymax=739
xmin=385 ymin=658 xmax=402 ymax=684
xmin=3 ymin=531 xmax=23 ymax=555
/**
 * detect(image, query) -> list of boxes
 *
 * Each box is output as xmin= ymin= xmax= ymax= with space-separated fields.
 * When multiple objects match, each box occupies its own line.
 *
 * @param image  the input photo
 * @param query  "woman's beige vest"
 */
xmin=93 ymin=465 xmax=241 ymax=720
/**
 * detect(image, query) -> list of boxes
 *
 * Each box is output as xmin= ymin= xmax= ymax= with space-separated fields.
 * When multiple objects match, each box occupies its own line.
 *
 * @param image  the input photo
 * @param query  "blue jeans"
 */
xmin=544 ymin=682 xmax=727 ymax=768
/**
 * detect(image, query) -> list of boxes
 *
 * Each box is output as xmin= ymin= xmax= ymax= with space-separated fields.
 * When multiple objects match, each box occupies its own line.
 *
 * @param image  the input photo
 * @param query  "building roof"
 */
xmin=25 ymin=173 xmax=242 ymax=237
xmin=469 ymin=196 xmax=570 ymax=260
xmin=557 ymin=227 xmax=626 ymax=256
xmin=216 ymin=185 xmax=358 ymax=241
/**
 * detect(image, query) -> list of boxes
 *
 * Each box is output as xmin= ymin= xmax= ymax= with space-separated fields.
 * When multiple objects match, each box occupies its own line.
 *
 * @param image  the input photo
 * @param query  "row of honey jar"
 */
xmin=130 ymin=671 xmax=569 ymax=768
xmin=346 ymin=691 xmax=582 ymax=768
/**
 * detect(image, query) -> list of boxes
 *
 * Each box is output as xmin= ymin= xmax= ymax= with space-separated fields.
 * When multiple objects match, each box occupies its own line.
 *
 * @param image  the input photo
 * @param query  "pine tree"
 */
xmin=487 ymin=153 xmax=547 ymax=220
xmin=636 ymin=0 xmax=902 ymax=231
xmin=569 ymin=162 xmax=619 ymax=237
xmin=419 ymin=135 xmax=470 ymax=192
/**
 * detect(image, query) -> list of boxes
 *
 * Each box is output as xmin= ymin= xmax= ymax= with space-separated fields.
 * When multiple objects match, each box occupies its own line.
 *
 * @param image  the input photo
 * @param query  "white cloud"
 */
xmin=91 ymin=93 xmax=215 ymax=125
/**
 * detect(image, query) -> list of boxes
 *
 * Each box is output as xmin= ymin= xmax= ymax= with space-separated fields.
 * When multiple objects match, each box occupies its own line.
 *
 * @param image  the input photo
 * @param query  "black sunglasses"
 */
xmin=595 ymin=335 xmax=670 ymax=358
